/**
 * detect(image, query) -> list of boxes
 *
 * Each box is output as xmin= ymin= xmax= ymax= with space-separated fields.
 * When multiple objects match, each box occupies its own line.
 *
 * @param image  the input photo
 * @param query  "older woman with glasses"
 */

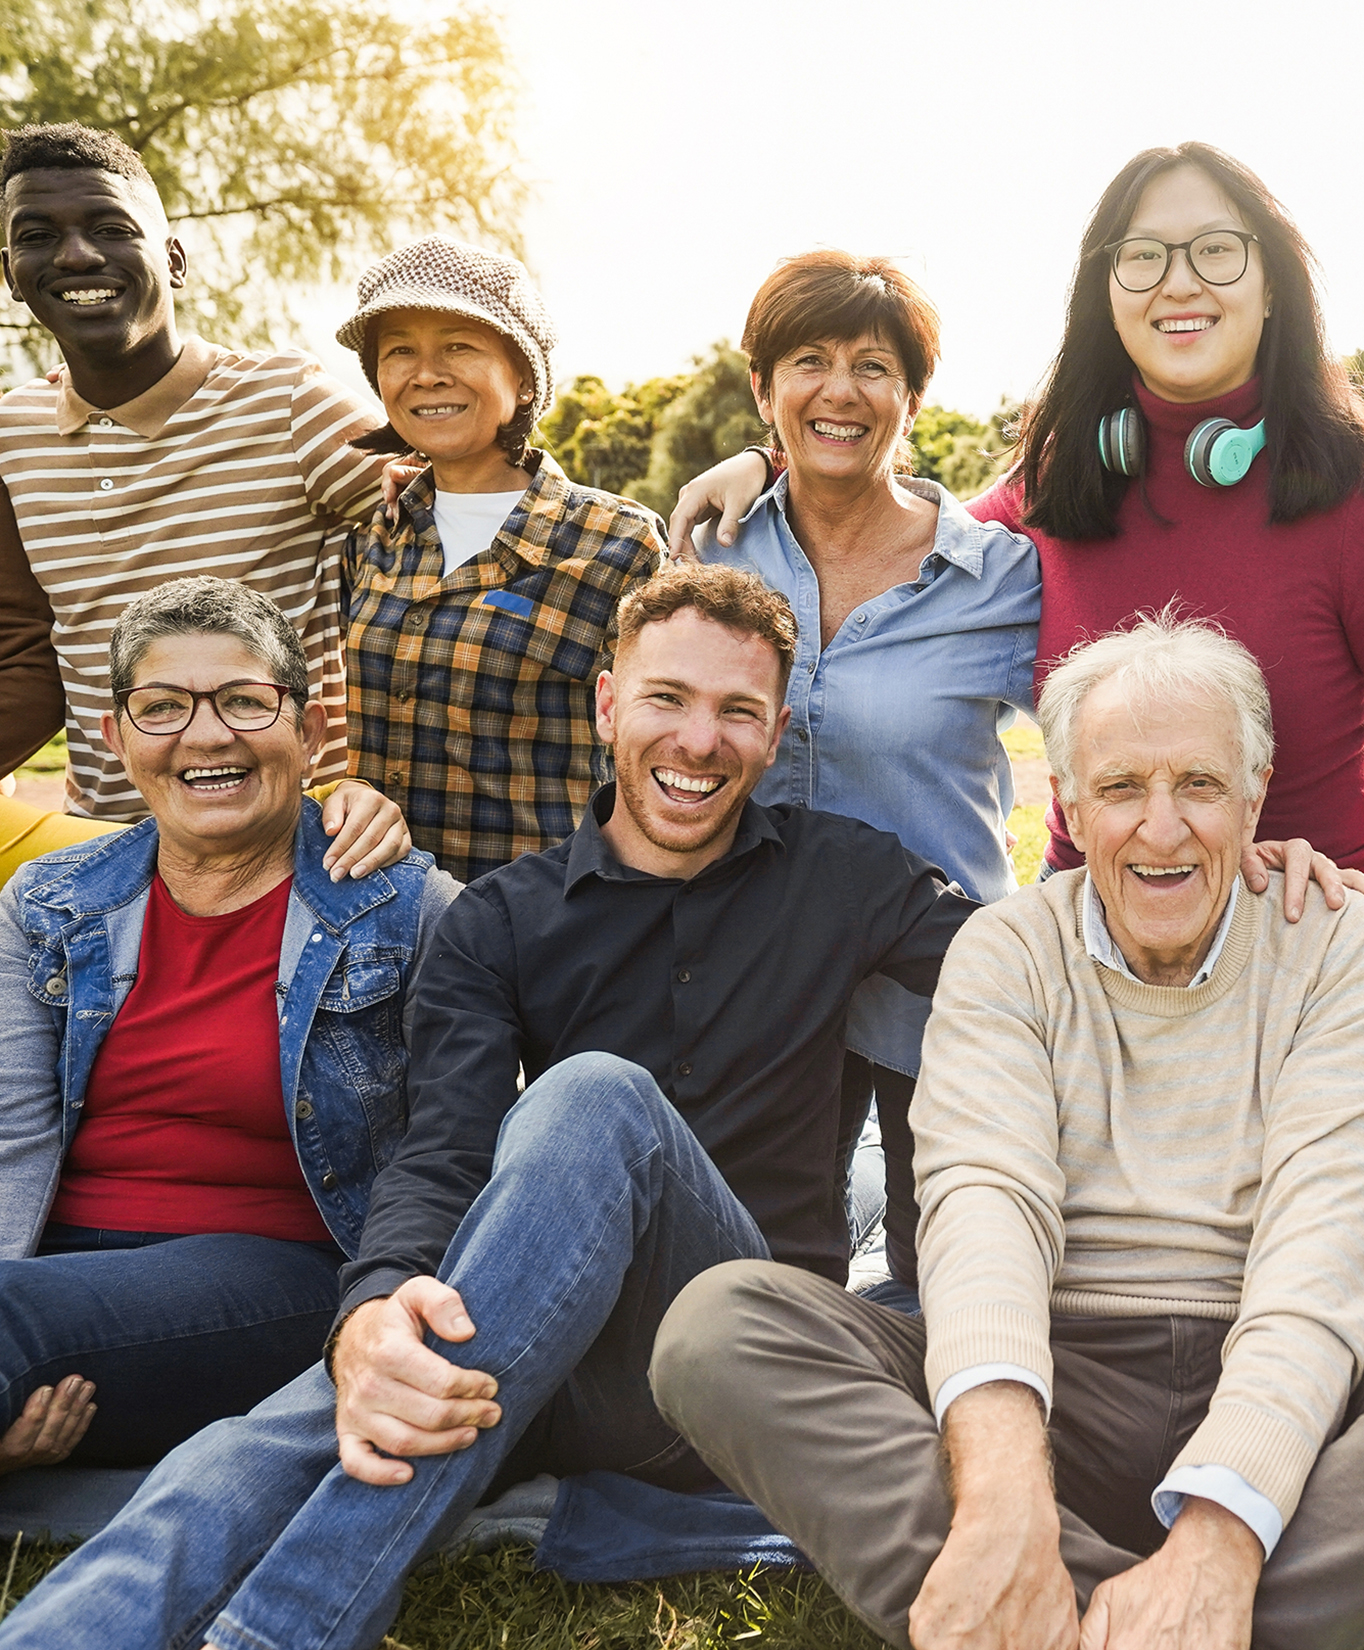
xmin=0 ymin=577 xmax=458 ymax=1477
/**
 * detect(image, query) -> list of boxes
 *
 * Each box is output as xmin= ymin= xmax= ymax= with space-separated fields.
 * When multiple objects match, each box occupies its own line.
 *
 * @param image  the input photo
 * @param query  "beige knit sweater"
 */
xmin=913 ymin=869 xmax=1364 ymax=1526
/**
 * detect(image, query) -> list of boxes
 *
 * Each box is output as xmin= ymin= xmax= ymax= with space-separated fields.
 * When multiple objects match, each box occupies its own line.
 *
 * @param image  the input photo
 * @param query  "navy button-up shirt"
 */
xmin=696 ymin=474 xmax=1039 ymax=1074
xmin=339 ymin=786 xmax=977 ymax=1312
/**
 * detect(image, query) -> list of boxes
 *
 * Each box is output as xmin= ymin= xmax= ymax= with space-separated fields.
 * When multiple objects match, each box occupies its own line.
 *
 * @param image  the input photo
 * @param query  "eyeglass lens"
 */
xmin=124 ymin=684 xmax=285 ymax=733
xmin=1112 ymin=233 xmax=1250 ymax=293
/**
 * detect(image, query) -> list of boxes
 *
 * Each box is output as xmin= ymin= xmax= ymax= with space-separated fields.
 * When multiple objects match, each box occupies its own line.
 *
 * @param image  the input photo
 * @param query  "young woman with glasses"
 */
xmin=674 ymin=141 xmax=1364 ymax=891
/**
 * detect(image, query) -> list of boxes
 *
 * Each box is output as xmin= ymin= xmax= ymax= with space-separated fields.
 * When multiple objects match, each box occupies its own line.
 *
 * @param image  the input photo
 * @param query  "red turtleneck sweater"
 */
xmin=969 ymin=376 xmax=1364 ymax=871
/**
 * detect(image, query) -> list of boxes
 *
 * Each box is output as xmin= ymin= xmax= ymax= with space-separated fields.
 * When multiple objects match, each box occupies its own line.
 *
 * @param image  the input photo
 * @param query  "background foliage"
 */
xmin=0 ymin=0 xmax=521 ymax=370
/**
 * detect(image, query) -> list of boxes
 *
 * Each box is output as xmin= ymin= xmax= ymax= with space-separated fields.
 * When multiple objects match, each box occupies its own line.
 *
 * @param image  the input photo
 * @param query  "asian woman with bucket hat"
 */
xmin=337 ymin=238 xmax=665 ymax=883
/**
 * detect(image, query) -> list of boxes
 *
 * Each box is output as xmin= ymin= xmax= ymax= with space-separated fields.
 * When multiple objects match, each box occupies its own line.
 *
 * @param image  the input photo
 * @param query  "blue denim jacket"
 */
xmin=0 ymin=799 xmax=458 ymax=1259
xmin=698 ymin=475 xmax=1040 ymax=1073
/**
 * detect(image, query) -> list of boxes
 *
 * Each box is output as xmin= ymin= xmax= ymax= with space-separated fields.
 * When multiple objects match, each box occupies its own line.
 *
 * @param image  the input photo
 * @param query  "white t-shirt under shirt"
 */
xmin=432 ymin=488 xmax=528 ymax=578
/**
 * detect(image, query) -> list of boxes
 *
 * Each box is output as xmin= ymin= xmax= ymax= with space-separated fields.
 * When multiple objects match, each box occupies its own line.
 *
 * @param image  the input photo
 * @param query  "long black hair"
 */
xmin=1018 ymin=141 xmax=1364 ymax=541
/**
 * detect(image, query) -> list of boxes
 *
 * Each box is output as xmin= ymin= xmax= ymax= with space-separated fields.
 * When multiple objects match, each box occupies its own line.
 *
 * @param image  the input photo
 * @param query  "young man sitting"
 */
xmin=0 ymin=562 xmax=976 ymax=1650
xmin=653 ymin=614 xmax=1364 ymax=1650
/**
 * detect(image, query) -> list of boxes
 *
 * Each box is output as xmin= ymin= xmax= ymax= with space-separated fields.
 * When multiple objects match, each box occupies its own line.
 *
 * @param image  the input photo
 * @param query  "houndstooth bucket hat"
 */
xmin=337 ymin=236 xmax=557 ymax=424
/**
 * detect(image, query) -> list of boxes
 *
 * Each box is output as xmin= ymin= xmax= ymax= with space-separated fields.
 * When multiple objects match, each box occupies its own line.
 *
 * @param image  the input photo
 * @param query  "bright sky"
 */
xmin=306 ymin=0 xmax=1364 ymax=421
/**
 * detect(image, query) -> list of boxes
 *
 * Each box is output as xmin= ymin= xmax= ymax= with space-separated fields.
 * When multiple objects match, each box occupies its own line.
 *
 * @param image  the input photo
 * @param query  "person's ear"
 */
xmin=166 ymin=237 xmax=188 ymax=292
xmin=1 ymin=247 xmax=22 ymax=305
xmin=102 ymin=710 xmax=126 ymax=762
xmin=299 ymin=700 xmax=328 ymax=765
xmin=750 ymin=368 xmax=773 ymax=426
xmin=1242 ymin=767 xmax=1272 ymax=843
xmin=595 ymin=670 xmax=618 ymax=745
xmin=765 ymin=701 xmax=791 ymax=769
xmin=1051 ymin=771 xmax=1086 ymax=852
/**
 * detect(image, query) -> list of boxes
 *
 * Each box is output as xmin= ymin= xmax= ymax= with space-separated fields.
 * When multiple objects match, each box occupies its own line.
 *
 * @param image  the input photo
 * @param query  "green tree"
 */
xmin=539 ymin=372 xmax=687 ymax=497
xmin=1346 ymin=348 xmax=1364 ymax=390
xmin=911 ymin=398 xmax=1020 ymax=499
xmin=625 ymin=344 xmax=766 ymax=520
xmin=0 ymin=0 xmax=521 ymax=370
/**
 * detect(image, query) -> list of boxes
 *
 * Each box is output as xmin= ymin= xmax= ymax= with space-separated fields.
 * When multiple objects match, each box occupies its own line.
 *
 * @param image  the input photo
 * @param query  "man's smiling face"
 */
xmin=2 ymin=166 xmax=185 ymax=363
xmin=1065 ymin=677 xmax=1267 ymax=986
xmin=595 ymin=606 xmax=790 ymax=879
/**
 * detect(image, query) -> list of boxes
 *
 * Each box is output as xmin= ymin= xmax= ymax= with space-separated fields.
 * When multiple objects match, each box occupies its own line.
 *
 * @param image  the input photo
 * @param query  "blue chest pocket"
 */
xmin=482 ymin=590 xmax=535 ymax=619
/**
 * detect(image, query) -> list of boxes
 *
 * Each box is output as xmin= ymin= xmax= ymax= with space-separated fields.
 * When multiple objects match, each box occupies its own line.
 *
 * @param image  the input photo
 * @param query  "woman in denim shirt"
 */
xmin=0 ymin=578 xmax=457 ymax=1476
xmin=684 ymin=252 xmax=1039 ymax=1295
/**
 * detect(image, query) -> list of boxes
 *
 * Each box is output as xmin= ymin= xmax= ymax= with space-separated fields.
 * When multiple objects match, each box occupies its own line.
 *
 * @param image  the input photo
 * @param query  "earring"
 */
xmin=519 ymin=391 xmax=533 ymax=403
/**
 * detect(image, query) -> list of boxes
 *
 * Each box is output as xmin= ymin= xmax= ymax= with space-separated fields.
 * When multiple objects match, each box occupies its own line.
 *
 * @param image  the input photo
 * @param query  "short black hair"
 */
xmin=1 ymin=123 xmax=158 ymax=200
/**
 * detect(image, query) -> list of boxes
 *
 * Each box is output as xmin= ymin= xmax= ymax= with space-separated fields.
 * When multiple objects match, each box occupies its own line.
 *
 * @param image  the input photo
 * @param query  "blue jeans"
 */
xmin=0 ymin=1054 xmax=771 ymax=1650
xmin=0 ymin=1226 xmax=343 ymax=1466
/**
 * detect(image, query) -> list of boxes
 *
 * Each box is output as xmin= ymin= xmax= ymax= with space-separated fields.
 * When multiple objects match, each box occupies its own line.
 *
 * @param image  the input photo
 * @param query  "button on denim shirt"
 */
xmin=0 ymin=798 xmax=458 ymax=1260
xmin=697 ymin=475 xmax=1040 ymax=1074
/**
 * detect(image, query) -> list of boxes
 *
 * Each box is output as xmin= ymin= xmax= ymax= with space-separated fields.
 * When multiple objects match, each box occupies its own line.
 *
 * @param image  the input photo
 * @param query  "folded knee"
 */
xmin=504 ymin=1051 xmax=670 ymax=1148
xmin=649 ymin=1258 xmax=793 ymax=1432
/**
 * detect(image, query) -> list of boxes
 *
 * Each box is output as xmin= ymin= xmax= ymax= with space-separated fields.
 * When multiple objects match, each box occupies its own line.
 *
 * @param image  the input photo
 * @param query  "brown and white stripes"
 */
xmin=0 ymin=336 xmax=384 ymax=820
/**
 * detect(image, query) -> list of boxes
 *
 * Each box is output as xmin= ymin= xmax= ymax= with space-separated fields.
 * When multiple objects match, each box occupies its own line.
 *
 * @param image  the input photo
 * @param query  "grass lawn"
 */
xmin=1 ymin=1536 xmax=882 ymax=1649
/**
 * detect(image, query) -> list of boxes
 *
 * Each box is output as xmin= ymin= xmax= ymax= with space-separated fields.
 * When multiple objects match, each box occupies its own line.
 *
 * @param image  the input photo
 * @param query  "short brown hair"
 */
xmin=742 ymin=250 xmax=940 ymax=406
xmin=615 ymin=563 xmax=798 ymax=691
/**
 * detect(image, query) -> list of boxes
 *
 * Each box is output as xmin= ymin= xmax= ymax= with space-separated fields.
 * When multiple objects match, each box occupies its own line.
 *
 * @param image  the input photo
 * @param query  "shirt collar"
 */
xmin=1082 ymin=871 xmax=1240 ymax=989
xmin=54 ymin=335 xmax=220 ymax=438
xmin=753 ymin=470 xmax=987 ymax=580
xmin=565 ymin=783 xmax=784 ymax=893
xmin=398 ymin=448 xmax=573 ymax=572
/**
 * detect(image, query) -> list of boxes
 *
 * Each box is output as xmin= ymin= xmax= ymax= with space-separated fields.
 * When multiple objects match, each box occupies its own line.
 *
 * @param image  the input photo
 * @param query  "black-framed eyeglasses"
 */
xmin=115 ymin=681 xmax=293 ymax=735
xmin=1103 ymin=230 xmax=1260 ymax=293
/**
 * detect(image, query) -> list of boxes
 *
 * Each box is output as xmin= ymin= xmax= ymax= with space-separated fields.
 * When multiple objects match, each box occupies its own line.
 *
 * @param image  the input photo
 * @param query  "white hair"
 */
xmin=1037 ymin=610 xmax=1274 ymax=805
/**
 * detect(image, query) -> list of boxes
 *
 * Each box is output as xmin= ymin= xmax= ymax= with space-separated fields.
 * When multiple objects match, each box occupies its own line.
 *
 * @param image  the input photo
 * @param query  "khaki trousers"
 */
xmin=650 ymin=1260 xmax=1364 ymax=1650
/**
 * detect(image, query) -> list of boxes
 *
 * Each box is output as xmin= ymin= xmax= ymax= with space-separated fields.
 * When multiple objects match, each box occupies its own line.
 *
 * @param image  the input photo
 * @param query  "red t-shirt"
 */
xmin=969 ymin=376 xmax=1364 ymax=872
xmin=50 ymin=872 xmax=332 ymax=1241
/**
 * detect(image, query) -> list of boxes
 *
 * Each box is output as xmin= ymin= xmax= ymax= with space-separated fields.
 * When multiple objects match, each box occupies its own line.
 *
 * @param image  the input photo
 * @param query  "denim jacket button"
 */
xmin=45 ymin=975 xmax=67 ymax=994
xmin=321 ymin=1170 xmax=338 ymax=1190
xmin=295 ymin=1099 xmax=314 ymax=1120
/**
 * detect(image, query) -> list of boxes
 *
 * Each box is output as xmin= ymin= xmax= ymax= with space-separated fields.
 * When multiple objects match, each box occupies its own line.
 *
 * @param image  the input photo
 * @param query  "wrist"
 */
xmin=325 ymin=1297 xmax=388 ymax=1381
xmin=1165 ymin=1495 xmax=1264 ymax=1577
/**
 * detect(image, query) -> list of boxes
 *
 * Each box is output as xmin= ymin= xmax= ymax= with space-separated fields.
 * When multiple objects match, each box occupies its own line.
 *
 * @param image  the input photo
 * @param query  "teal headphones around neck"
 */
xmin=1098 ymin=406 xmax=1267 ymax=488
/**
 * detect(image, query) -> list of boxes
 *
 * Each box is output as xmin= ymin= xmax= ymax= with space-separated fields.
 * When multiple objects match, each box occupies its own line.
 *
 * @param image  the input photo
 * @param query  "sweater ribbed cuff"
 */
xmin=925 ymin=1304 xmax=1053 ymax=1413
xmin=1169 ymin=1400 xmax=1319 ymax=1527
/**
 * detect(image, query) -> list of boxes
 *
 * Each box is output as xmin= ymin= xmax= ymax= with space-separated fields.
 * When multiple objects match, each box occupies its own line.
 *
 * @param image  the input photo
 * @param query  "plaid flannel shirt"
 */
xmin=343 ymin=450 xmax=664 ymax=882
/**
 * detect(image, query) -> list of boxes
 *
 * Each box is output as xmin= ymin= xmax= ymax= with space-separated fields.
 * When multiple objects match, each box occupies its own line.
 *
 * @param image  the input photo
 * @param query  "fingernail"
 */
xmin=349 ymin=864 xmax=367 ymax=879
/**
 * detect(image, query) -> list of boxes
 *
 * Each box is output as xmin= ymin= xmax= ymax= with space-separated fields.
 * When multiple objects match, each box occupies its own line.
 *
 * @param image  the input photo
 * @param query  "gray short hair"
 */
xmin=1038 ymin=610 xmax=1274 ymax=805
xmin=110 ymin=577 xmax=310 ymax=713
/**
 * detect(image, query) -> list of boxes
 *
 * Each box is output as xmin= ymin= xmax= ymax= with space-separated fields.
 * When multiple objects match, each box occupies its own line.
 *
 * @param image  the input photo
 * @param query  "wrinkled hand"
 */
xmin=320 ymin=780 xmax=412 ymax=881
xmin=380 ymin=453 xmax=425 ymax=521
xmin=910 ymin=1500 xmax=1077 ymax=1650
xmin=0 ymin=1376 xmax=96 ymax=1476
xmin=1078 ymin=1497 xmax=1260 ymax=1650
xmin=332 ymin=1278 xmax=501 ymax=1486
xmin=666 ymin=450 xmax=770 ymax=556
xmin=909 ymin=1383 xmax=1078 ymax=1650
xmin=1241 ymin=838 xmax=1364 ymax=921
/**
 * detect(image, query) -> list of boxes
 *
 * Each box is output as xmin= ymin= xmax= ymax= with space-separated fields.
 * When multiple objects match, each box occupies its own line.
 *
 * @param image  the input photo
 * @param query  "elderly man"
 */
xmin=653 ymin=613 xmax=1364 ymax=1650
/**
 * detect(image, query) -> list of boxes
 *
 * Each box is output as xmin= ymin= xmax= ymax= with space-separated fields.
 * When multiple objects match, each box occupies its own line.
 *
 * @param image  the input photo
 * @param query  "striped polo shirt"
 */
xmin=0 ymin=336 xmax=385 ymax=819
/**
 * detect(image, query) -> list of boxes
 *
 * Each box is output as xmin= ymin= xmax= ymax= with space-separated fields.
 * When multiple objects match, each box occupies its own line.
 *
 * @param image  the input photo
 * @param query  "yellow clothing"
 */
xmin=0 ymin=793 xmax=121 ymax=887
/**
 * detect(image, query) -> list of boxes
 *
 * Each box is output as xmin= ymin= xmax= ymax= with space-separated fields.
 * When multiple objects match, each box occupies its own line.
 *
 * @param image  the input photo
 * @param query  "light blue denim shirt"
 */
xmin=697 ymin=473 xmax=1040 ymax=1073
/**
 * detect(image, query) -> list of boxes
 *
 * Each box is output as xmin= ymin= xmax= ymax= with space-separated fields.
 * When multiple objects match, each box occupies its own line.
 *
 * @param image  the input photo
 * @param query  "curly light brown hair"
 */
xmin=615 ymin=562 xmax=798 ymax=691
